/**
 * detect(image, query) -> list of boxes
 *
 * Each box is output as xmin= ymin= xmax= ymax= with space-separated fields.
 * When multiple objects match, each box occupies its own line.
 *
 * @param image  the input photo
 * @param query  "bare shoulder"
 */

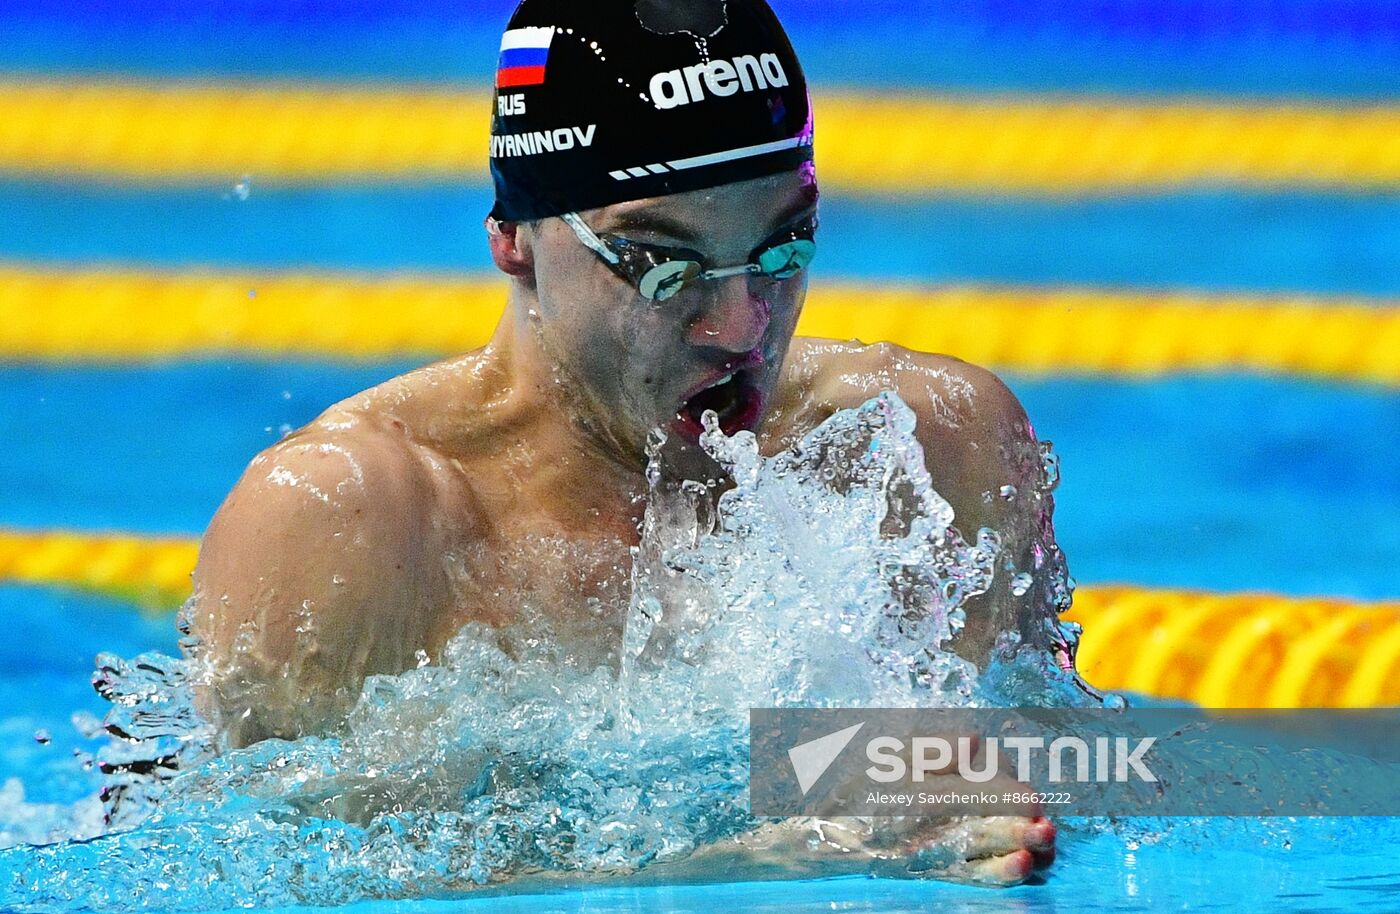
xmin=202 ymin=395 xmax=430 ymax=560
xmin=197 ymin=350 xmax=491 ymax=609
xmin=783 ymin=337 xmax=1035 ymax=461
xmin=191 ymin=397 xmax=462 ymax=743
xmin=783 ymin=339 xmax=1056 ymax=660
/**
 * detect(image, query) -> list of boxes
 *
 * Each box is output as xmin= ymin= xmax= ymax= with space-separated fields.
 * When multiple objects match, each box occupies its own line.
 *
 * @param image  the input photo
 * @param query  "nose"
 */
xmin=686 ymin=276 xmax=770 ymax=353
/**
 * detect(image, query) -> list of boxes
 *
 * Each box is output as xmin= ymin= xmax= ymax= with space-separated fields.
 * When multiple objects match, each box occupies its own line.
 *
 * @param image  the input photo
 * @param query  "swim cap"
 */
xmin=489 ymin=0 xmax=814 ymax=222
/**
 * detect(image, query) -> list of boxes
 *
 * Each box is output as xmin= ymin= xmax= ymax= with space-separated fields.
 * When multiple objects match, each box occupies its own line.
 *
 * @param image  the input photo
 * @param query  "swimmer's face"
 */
xmin=522 ymin=166 xmax=819 ymax=461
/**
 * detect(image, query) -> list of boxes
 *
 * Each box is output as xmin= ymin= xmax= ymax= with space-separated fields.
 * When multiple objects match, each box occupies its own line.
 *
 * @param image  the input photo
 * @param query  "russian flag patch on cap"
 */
xmin=497 ymin=26 xmax=556 ymax=89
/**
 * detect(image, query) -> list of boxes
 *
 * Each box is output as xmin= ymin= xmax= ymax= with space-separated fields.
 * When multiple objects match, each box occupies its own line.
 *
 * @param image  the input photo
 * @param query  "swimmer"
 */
xmin=190 ymin=0 xmax=1057 ymax=887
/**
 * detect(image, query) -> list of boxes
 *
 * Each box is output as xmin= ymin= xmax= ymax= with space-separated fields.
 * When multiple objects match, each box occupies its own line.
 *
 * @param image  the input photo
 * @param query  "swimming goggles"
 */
xmin=558 ymin=211 xmax=818 ymax=302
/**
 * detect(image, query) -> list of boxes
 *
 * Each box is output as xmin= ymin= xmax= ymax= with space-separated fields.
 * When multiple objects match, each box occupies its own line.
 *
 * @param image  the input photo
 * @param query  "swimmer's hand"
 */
xmin=664 ymin=736 xmax=1055 ymax=887
xmin=673 ymin=814 xmax=1055 ymax=887
xmin=817 ymin=814 xmax=1056 ymax=886
xmin=781 ymin=731 xmax=1054 ymax=885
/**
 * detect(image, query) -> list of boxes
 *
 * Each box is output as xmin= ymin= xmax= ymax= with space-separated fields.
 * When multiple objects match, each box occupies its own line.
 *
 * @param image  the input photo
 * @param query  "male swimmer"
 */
xmin=190 ymin=0 xmax=1056 ymax=886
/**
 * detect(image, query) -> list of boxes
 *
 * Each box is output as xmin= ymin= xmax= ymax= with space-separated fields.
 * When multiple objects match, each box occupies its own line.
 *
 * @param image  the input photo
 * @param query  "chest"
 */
xmin=434 ymin=504 xmax=639 ymax=666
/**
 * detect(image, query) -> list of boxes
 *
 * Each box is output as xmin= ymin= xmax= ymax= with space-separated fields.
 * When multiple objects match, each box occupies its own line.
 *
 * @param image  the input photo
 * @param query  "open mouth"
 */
xmin=673 ymin=369 xmax=763 ymax=443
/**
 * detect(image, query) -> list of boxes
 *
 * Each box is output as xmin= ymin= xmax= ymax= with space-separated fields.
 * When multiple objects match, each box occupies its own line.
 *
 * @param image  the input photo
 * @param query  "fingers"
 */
xmin=903 ymin=815 xmax=1057 ymax=886
xmin=909 ymin=815 xmax=1053 ymax=858
xmin=964 ymin=848 xmax=1036 ymax=886
xmin=1026 ymin=816 xmax=1057 ymax=867
xmin=911 ymin=844 xmax=1036 ymax=887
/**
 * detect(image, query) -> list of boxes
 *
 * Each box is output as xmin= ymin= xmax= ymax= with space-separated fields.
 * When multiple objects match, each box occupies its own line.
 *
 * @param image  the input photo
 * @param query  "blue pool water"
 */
xmin=4 ymin=0 xmax=1399 ymax=96
xmin=2 ymin=1 xmax=1398 ymax=909
xmin=6 ymin=180 xmax=1400 ymax=295
xmin=1 ymin=381 xmax=1397 ymax=912
xmin=3 ymin=577 xmax=1399 ymax=911
xmin=3 ymin=363 xmax=1397 ymax=598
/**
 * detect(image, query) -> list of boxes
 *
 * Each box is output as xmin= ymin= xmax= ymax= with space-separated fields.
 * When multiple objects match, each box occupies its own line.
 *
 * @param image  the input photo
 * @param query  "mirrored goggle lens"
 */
xmin=756 ymin=239 xmax=817 ymax=279
xmin=638 ymin=260 xmax=702 ymax=301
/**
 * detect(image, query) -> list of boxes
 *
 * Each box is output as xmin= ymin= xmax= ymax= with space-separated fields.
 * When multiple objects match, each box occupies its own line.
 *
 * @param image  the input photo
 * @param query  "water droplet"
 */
xmin=415 ymin=649 xmax=431 ymax=669
xmin=33 ymin=729 xmax=51 ymax=745
xmin=1011 ymin=573 xmax=1033 ymax=596
xmin=1038 ymin=441 xmax=1061 ymax=491
xmin=230 ymin=175 xmax=252 ymax=201
xmin=281 ymin=390 xmax=292 ymax=400
xmin=998 ymin=484 xmax=1017 ymax=500
xmin=331 ymin=574 xmax=346 ymax=586
xmin=71 ymin=710 xmax=103 ymax=739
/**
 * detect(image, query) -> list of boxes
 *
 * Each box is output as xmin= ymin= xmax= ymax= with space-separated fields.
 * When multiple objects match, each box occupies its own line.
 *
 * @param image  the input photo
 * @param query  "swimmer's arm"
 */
xmin=617 ymin=817 xmax=1036 ymax=888
xmin=189 ymin=424 xmax=445 ymax=748
xmin=893 ymin=354 xmax=1061 ymax=658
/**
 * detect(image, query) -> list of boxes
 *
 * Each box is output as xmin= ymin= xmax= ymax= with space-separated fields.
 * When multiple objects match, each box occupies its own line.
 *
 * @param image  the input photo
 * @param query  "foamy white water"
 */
xmin=1 ymin=392 xmax=1102 ymax=911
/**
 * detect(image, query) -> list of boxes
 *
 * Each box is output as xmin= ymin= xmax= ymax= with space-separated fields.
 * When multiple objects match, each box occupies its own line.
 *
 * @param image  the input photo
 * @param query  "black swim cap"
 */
xmin=489 ymin=0 xmax=814 ymax=222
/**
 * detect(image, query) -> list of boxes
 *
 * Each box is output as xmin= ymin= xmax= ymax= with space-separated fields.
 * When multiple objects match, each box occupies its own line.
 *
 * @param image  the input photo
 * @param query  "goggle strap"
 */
xmin=560 ymin=212 xmax=622 ymax=267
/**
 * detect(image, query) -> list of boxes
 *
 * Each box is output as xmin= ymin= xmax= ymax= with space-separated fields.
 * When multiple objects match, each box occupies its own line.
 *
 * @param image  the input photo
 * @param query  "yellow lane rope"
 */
xmin=1066 ymin=586 xmax=1400 ymax=708
xmin=2 ymin=266 xmax=1397 ymax=384
xmin=0 ymin=528 xmax=1395 ymax=707
xmin=0 ymin=528 xmax=198 ymax=611
xmin=1 ymin=81 xmax=1398 ymax=192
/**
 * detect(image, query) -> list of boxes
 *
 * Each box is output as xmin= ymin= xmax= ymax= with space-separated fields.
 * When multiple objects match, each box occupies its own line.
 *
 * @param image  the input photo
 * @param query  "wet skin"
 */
xmin=190 ymin=167 xmax=1060 ymax=886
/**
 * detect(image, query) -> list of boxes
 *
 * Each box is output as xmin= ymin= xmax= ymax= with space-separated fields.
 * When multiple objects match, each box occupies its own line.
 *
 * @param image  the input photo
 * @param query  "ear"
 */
xmin=486 ymin=218 xmax=536 ymax=281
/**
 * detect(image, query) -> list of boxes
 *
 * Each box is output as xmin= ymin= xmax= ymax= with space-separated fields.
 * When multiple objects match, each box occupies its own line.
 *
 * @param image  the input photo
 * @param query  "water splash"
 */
xmin=622 ymin=393 xmax=1007 ymax=712
xmin=0 ymin=393 xmax=1100 ymax=911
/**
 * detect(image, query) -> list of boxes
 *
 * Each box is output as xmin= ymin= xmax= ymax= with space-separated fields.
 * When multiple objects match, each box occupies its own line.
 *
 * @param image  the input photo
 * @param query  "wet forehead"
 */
xmin=593 ymin=172 xmax=819 ymax=252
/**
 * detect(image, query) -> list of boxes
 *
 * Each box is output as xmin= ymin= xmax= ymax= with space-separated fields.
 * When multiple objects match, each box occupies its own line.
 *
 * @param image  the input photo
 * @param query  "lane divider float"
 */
xmin=0 ymin=81 xmax=1397 ymax=193
xmin=1 ymin=527 xmax=1395 ymax=707
xmin=1 ymin=267 xmax=1397 ymax=384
